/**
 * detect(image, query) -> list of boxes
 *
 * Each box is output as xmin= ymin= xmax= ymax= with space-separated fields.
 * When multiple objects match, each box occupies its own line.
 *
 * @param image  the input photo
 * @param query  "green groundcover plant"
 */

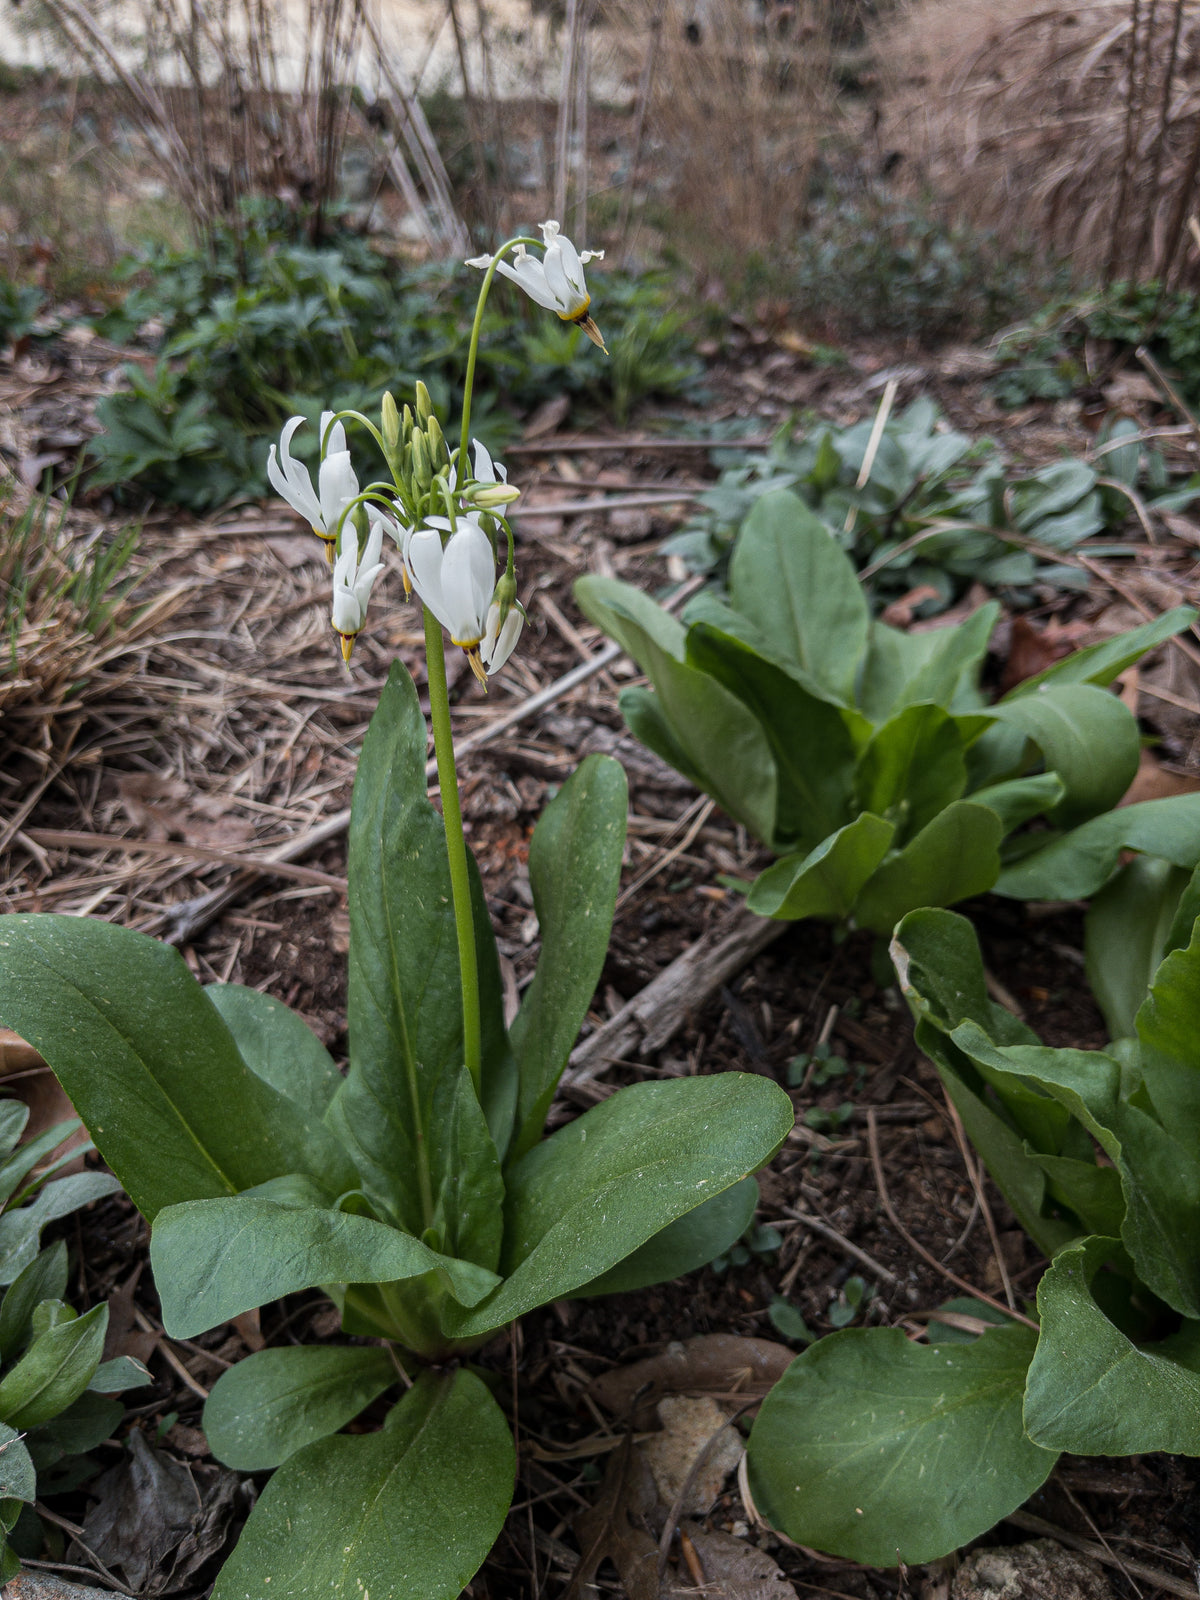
xmin=741 ymin=876 xmax=1200 ymax=1566
xmin=665 ymin=400 xmax=1200 ymax=610
xmin=0 ymin=1104 xmax=147 ymax=1580
xmin=0 ymin=228 xmax=792 ymax=1600
xmin=577 ymin=487 xmax=1200 ymax=933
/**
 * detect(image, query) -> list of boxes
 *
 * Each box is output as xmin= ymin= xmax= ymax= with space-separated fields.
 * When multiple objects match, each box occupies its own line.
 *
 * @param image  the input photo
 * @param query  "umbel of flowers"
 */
xmin=266 ymin=220 xmax=604 ymax=679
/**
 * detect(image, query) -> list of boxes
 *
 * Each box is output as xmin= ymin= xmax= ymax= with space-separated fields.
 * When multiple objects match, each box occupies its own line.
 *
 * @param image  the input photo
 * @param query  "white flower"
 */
xmin=407 ymin=515 xmax=496 ymax=647
xmin=467 ymin=221 xmax=607 ymax=350
xmin=479 ymin=598 xmax=524 ymax=675
xmin=267 ymin=412 xmax=360 ymax=562
xmin=330 ymin=515 xmax=386 ymax=661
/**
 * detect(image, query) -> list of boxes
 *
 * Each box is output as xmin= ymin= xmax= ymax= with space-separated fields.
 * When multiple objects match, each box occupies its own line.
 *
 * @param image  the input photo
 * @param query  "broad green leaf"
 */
xmin=1164 ymin=862 xmax=1200 ymax=957
xmin=988 ymin=684 xmax=1140 ymax=826
xmin=1084 ymin=856 xmax=1191 ymax=1040
xmin=1026 ymin=1237 xmax=1200 ymax=1454
xmin=204 ymin=1345 xmax=398 ymax=1470
xmin=1103 ymin=1102 xmax=1200 ymax=1318
xmin=0 ymin=1173 xmax=122 ymax=1286
xmin=24 ymin=1391 xmax=122 ymax=1469
xmin=0 ymin=1104 xmax=28 ymax=1167
xmin=1133 ymin=920 xmax=1200 ymax=1130
xmin=969 ymin=773 xmax=1065 ymax=833
xmin=509 ymin=755 xmax=627 ymax=1161
xmin=150 ymin=1196 xmax=501 ymax=1339
xmin=995 ymin=793 xmax=1200 ymax=899
xmin=683 ymin=590 xmax=842 ymax=707
xmin=854 ymin=704 xmax=969 ymax=844
xmin=89 ymin=1355 xmax=151 ymax=1393
xmin=0 ymin=1118 xmax=81 ymax=1208
xmin=728 ymin=491 xmax=868 ymax=702
xmin=857 ymin=604 xmax=997 ymax=724
xmin=853 ymin=802 xmax=1004 ymax=935
xmin=0 ymin=1426 xmax=35 ymax=1505
xmin=445 ymin=1074 xmax=794 ymax=1338
xmin=0 ymin=1242 xmax=68 ymax=1359
xmin=1004 ymin=607 xmax=1196 ymax=696
xmin=328 ymin=662 xmax=506 ymax=1266
xmin=204 ymin=983 xmax=342 ymax=1118
xmin=746 ymin=815 xmax=895 ymax=922
xmin=687 ymin=622 xmax=860 ymax=851
xmin=211 ymin=1369 xmax=514 ymax=1600
xmin=891 ymin=909 xmax=1032 ymax=1047
xmin=746 ymin=1323 xmax=1053 ymax=1566
xmin=575 ymin=1176 xmax=759 ymax=1297
xmin=0 ymin=915 xmax=356 ymax=1220
xmin=577 ymin=576 xmax=778 ymax=842
xmin=0 ymin=1302 xmax=106 ymax=1429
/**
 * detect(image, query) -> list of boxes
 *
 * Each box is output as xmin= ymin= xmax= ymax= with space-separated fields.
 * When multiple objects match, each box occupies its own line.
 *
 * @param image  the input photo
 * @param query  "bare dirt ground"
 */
xmin=3 ymin=312 xmax=1200 ymax=1598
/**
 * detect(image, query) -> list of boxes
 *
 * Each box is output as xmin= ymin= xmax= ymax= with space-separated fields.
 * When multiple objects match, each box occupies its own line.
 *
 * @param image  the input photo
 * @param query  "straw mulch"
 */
xmin=882 ymin=0 xmax=1200 ymax=284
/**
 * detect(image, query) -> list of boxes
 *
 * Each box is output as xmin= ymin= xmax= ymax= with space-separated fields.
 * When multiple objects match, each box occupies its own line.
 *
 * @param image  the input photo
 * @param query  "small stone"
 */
xmin=952 ymin=1539 xmax=1112 ymax=1600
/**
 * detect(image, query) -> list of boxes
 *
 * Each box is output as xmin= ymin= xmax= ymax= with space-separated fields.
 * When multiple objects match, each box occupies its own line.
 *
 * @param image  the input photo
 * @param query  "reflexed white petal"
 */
xmin=541 ymin=245 xmax=580 ymax=315
xmin=319 ymin=409 xmax=347 ymax=457
xmin=407 ymin=525 xmax=451 ymax=627
xmin=472 ymin=438 xmax=497 ymax=484
xmin=465 ymin=253 xmax=496 ymax=269
xmin=440 ymin=520 xmax=495 ymax=643
xmin=554 ymin=230 xmax=586 ymax=293
xmin=317 ymin=451 xmax=359 ymax=537
xmin=496 ymin=253 xmax=560 ymax=312
xmin=480 ymin=600 xmax=524 ymax=673
xmin=580 ymin=249 xmax=604 ymax=265
xmin=267 ymin=415 xmax=322 ymax=526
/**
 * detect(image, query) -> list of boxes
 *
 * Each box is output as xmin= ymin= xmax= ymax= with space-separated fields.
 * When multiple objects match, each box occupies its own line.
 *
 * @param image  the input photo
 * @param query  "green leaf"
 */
xmin=211 ymin=1369 xmax=514 ymax=1600
xmin=204 ymin=983 xmax=342 ymax=1118
xmin=967 ymin=773 xmax=1065 ymax=833
xmin=0 ymin=1302 xmax=107 ymax=1429
xmin=857 ymin=604 xmax=998 ymax=724
xmin=0 ymin=915 xmax=356 ymax=1220
xmin=989 ymin=684 xmax=1140 ymax=826
xmin=509 ymin=755 xmax=627 ymax=1161
xmin=746 ymin=815 xmax=895 ymax=921
xmin=24 ymin=1391 xmax=122 ymax=1468
xmin=0 ymin=1118 xmax=82 ymax=1207
xmin=1132 ymin=919 xmax=1200 ymax=1130
xmin=0 ymin=1104 xmax=29 ymax=1166
xmin=1025 ymin=1237 xmax=1200 ymax=1454
xmin=728 ymin=491 xmax=868 ymax=702
xmin=150 ymin=1197 xmax=501 ymax=1339
xmin=746 ymin=1324 xmax=1053 ymax=1566
xmin=686 ymin=622 xmax=860 ymax=851
xmin=853 ymin=802 xmax=1004 ymax=935
xmin=995 ymin=793 xmax=1200 ymax=899
xmin=203 ymin=1345 xmax=398 ymax=1470
xmin=89 ymin=1356 xmax=151 ymax=1393
xmin=576 ymin=576 xmax=778 ymax=843
xmin=327 ymin=662 xmax=506 ymax=1266
xmin=444 ymin=1074 xmax=794 ymax=1338
xmin=0 ymin=1426 xmax=35 ymax=1505
xmin=0 ymin=1242 xmax=68 ymax=1359
xmin=853 ymin=704 xmax=970 ymax=843
xmin=1004 ymin=607 xmax=1196 ymax=696
xmin=1084 ymin=856 xmax=1191 ymax=1040
xmin=574 ymin=1176 xmax=759 ymax=1297
xmin=0 ymin=1173 xmax=122 ymax=1286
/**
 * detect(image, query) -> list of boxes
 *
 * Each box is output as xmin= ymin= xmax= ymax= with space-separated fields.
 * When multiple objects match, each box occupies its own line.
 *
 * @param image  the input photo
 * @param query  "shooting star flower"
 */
xmin=467 ymin=221 xmax=606 ymax=351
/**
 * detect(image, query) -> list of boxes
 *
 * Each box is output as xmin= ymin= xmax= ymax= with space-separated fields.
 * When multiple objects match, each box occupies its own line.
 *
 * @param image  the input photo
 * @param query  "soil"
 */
xmin=3 ymin=283 xmax=1200 ymax=1598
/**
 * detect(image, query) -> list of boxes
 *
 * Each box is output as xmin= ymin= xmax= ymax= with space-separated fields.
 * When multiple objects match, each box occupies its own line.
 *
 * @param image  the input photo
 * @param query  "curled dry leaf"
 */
xmin=589 ymin=1334 xmax=795 ymax=1428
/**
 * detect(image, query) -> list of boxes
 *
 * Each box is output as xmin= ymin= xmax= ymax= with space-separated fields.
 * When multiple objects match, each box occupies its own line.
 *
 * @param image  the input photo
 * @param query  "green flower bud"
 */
xmin=472 ymin=482 xmax=521 ymax=508
xmin=381 ymin=391 xmax=400 ymax=452
xmin=415 ymin=381 xmax=433 ymax=425
xmin=425 ymin=413 xmax=449 ymax=469
xmin=411 ymin=429 xmax=432 ymax=491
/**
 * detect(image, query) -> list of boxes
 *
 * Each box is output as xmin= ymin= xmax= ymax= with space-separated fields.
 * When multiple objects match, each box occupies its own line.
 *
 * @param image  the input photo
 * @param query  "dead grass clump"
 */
xmin=0 ymin=476 xmax=182 ymax=750
xmin=881 ymin=0 xmax=1200 ymax=287
xmin=619 ymin=0 xmax=837 ymax=262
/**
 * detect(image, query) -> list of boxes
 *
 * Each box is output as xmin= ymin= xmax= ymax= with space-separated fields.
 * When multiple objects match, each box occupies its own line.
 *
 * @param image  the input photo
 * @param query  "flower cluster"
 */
xmin=265 ymin=221 xmax=604 ymax=678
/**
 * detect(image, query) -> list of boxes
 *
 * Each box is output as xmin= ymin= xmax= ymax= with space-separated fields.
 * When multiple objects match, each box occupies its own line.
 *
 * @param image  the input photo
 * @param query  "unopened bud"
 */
xmin=381 ymin=392 xmax=400 ymax=453
xmin=472 ymin=482 xmax=521 ymax=508
xmin=425 ymin=414 xmax=448 ymax=468
xmin=415 ymin=381 xmax=433 ymax=425
xmin=411 ymin=429 xmax=432 ymax=491
xmin=401 ymin=404 xmax=414 ymax=449
xmin=491 ymin=569 xmax=518 ymax=627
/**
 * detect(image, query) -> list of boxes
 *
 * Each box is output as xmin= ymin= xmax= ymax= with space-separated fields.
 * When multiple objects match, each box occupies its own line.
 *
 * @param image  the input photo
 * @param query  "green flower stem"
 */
xmin=423 ymin=607 xmax=482 ymax=1098
xmin=459 ymin=236 xmax=539 ymax=466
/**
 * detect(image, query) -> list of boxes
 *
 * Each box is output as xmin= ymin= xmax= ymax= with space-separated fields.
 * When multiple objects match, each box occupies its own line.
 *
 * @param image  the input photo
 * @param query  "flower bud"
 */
xmin=425 ymin=413 xmax=449 ymax=469
xmin=381 ymin=391 xmax=400 ymax=453
xmin=472 ymin=482 xmax=521 ymax=508
xmin=411 ymin=429 xmax=432 ymax=491
xmin=415 ymin=381 xmax=433 ymax=425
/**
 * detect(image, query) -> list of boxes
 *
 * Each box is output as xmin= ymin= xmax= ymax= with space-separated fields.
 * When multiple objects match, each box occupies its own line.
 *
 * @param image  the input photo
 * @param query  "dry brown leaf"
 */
xmin=682 ymin=1525 xmax=799 ymax=1599
xmin=522 ymin=392 xmax=572 ymax=441
xmin=567 ymin=1437 xmax=663 ymax=1600
xmin=881 ymin=585 xmax=942 ymax=628
xmin=1120 ymin=749 xmax=1200 ymax=807
xmin=642 ymin=1395 xmax=744 ymax=1515
xmin=589 ymin=1335 xmax=795 ymax=1427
